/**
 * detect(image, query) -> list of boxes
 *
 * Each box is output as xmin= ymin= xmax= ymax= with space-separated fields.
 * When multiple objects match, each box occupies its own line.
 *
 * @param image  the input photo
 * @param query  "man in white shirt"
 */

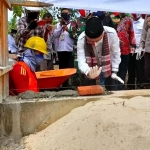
xmin=127 ymin=14 xmax=145 ymax=89
xmin=77 ymin=17 xmax=123 ymax=91
xmin=53 ymin=8 xmax=74 ymax=87
xmin=8 ymin=29 xmax=18 ymax=54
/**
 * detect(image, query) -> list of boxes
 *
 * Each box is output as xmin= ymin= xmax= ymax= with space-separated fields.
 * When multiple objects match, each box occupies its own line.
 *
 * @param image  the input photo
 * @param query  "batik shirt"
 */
xmin=69 ymin=17 xmax=87 ymax=40
xmin=116 ymin=15 xmax=136 ymax=55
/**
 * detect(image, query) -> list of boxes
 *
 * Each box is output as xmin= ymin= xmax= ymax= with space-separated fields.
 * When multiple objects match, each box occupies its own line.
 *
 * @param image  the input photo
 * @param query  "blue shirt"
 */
xmin=8 ymin=34 xmax=18 ymax=53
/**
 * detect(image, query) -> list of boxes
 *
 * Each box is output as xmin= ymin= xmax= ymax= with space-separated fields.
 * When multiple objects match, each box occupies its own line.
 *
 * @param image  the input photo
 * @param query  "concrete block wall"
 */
xmin=0 ymin=97 xmax=100 ymax=138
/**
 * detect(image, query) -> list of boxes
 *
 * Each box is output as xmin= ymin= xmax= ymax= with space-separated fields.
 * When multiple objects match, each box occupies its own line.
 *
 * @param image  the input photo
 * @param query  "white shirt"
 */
xmin=53 ymin=23 xmax=74 ymax=52
xmin=77 ymin=26 xmax=121 ymax=75
xmin=133 ymin=17 xmax=144 ymax=53
xmin=8 ymin=34 xmax=18 ymax=53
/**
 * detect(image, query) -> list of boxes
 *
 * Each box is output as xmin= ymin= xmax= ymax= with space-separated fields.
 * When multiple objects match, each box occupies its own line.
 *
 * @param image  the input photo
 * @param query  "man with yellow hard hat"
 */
xmin=9 ymin=36 xmax=47 ymax=95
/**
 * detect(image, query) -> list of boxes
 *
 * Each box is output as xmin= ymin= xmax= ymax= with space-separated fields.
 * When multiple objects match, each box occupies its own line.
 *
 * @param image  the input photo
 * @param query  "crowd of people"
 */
xmin=8 ymin=5 xmax=150 ymax=95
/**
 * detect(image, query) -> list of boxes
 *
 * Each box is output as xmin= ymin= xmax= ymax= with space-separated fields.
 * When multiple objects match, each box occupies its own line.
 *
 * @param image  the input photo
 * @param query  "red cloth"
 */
xmin=116 ymin=16 xmax=136 ymax=55
xmin=9 ymin=61 xmax=39 ymax=95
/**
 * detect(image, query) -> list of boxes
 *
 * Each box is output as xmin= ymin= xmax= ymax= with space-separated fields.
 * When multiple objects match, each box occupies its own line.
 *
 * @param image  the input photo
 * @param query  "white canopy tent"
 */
xmin=41 ymin=0 xmax=150 ymax=14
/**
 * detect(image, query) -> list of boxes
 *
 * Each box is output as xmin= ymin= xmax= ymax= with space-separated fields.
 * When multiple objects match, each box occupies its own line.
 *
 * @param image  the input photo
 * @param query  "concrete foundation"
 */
xmin=0 ymin=89 xmax=150 ymax=139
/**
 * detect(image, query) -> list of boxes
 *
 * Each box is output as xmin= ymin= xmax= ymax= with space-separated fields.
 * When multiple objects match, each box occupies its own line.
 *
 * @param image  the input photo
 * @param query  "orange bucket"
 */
xmin=35 ymin=68 xmax=76 ymax=90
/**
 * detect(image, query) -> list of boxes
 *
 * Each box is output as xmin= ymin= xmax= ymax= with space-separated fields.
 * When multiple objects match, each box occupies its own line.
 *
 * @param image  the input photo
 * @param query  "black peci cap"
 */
xmin=85 ymin=17 xmax=104 ymax=38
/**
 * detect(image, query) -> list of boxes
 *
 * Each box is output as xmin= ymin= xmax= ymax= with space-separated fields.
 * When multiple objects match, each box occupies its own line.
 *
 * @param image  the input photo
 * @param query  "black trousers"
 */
xmin=57 ymin=51 xmax=74 ymax=69
xmin=144 ymin=52 xmax=150 ymax=88
xmin=117 ymin=55 xmax=129 ymax=90
xmin=57 ymin=51 xmax=74 ymax=86
xmin=127 ymin=53 xmax=145 ymax=89
xmin=105 ymin=76 xmax=117 ymax=91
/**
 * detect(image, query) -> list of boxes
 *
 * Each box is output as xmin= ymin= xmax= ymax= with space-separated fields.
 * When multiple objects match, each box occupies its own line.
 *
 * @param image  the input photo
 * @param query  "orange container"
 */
xmin=35 ymin=68 xmax=76 ymax=90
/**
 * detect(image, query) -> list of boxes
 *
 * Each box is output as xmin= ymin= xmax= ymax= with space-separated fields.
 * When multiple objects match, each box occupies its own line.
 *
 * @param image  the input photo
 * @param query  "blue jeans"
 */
xmin=100 ymin=73 xmax=117 ymax=91
xmin=100 ymin=73 xmax=105 ymax=85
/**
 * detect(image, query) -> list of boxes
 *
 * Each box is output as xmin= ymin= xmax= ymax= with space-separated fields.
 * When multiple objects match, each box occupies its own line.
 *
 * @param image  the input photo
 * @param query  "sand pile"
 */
xmin=4 ymin=96 xmax=150 ymax=150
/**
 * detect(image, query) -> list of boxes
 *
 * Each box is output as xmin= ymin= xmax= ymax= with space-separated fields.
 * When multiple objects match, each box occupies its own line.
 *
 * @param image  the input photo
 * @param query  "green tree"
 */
xmin=11 ymin=6 xmax=79 ymax=20
xmin=8 ymin=17 xmax=17 ymax=33
xmin=8 ymin=6 xmax=79 ymax=31
xmin=12 ymin=6 xmax=24 ymax=18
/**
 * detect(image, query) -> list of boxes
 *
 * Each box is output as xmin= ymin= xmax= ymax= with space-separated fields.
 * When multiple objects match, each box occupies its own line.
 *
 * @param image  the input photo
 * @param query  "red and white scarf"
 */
xmin=84 ymin=32 xmax=111 ymax=78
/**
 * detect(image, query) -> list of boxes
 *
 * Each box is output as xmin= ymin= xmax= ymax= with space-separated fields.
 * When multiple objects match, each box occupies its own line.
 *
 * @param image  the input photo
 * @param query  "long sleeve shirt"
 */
xmin=132 ymin=17 xmax=144 ymax=53
xmin=116 ymin=16 xmax=136 ymax=55
xmin=69 ymin=17 xmax=87 ymax=41
xmin=8 ymin=34 xmax=18 ymax=53
xmin=140 ymin=15 xmax=150 ymax=53
xmin=77 ymin=26 xmax=121 ymax=75
xmin=43 ymin=32 xmax=55 ymax=60
xmin=53 ymin=23 xmax=74 ymax=52
xmin=17 ymin=17 xmax=44 ymax=53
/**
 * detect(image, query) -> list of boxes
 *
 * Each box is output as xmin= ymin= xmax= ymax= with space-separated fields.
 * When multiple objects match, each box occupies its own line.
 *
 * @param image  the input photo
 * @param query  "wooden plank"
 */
xmin=2 ymin=0 xmax=12 ymax=10
xmin=10 ymin=0 xmax=53 ymax=7
xmin=0 ymin=66 xmax=12 ymax=76
xmin=0 ymin=0 xmax=9 ymax=102
xmin=0 ymin=0 xmax=3 ymax=102
xmin=3 ymin=1 xmax=9 ymax=100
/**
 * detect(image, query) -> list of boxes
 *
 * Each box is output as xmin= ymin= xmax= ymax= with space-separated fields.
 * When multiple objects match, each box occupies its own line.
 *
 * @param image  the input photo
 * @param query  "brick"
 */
xmin=77 ymin=85 xmax=104 ymax=96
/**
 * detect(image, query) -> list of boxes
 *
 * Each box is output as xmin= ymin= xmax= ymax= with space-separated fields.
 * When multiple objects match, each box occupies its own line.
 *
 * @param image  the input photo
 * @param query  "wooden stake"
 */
xmin=10 ymin=0 xmax=53 ymax=7
xmin=0 ymin=0 xmax=10 ymax=102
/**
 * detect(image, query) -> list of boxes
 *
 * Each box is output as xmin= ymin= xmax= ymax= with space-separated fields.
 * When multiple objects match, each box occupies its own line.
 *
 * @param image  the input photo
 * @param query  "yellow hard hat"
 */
xmin=24 ymin=36 xmax=48 ymax=54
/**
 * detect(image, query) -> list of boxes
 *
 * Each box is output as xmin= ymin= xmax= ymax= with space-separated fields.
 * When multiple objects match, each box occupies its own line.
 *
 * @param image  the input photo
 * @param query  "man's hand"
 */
xmin=130 ymin=47 xmax=135 ymax=54
xmin=62 ymin=25 xmax=68 ymax=31
xmin=111 ymin=73 xmax=124 ymax=84
xmin=46 ymin=24 xmax=53 ymax=33
xmin=87 ymin=66 xmax=102 ymax=79
xmin=136 ymin=47 xmax=145 ymax=60
xmin=53 ymin=53 xmax=56 ymax=59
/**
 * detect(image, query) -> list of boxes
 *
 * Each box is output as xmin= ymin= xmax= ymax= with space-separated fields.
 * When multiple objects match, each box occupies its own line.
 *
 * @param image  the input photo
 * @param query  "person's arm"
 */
xmin=140 ymin=15 xmax=149 ymax=48
xmin=17 ymin=18 xmax=30 ymax=37
xmin=129 ymin=19 xmax=136 ymax=48
xmin=109 ymin=30 xmax=121 ymax=73
xmin=8 ymin=35 xmax=18 ymax=53
xmin=44 ymin=24 xmax=53 ymax=42
xmin=17 ymin=18 xmax=39 ymax=38
xmin=40 ymin=26 xmax=44 ymax=38
xmin=77 ymin=33 xmax=90 ymax=75
xmin=68 ymin=20 xmax=78 ymax=40
xmin=108 ymin=16 xmax=115 ymax=29
xmin=53 ymin=23 xmax=63 ymax=38
xmin=46 ymin=33 xmax=54 ymax=54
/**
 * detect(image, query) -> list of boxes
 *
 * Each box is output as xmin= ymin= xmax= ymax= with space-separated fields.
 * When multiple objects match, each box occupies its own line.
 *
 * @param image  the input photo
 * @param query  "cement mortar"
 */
xmin=17 ymin=90 xmax=79 ymax=100
xmin=17 ymin=89 xmax=113 ymax=100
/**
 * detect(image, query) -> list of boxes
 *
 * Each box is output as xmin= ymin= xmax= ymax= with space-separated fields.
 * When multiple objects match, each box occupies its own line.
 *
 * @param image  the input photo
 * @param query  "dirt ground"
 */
xmin=2 ymin=95 xmax=150 ymax=150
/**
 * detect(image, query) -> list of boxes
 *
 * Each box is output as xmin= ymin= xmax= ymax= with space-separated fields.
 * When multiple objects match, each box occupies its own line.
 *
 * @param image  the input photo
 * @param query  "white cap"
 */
xmin=24 ymin=0 xmax=41 ymax=11
xmin=24 ymin=7 xmax=41 ymax=11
